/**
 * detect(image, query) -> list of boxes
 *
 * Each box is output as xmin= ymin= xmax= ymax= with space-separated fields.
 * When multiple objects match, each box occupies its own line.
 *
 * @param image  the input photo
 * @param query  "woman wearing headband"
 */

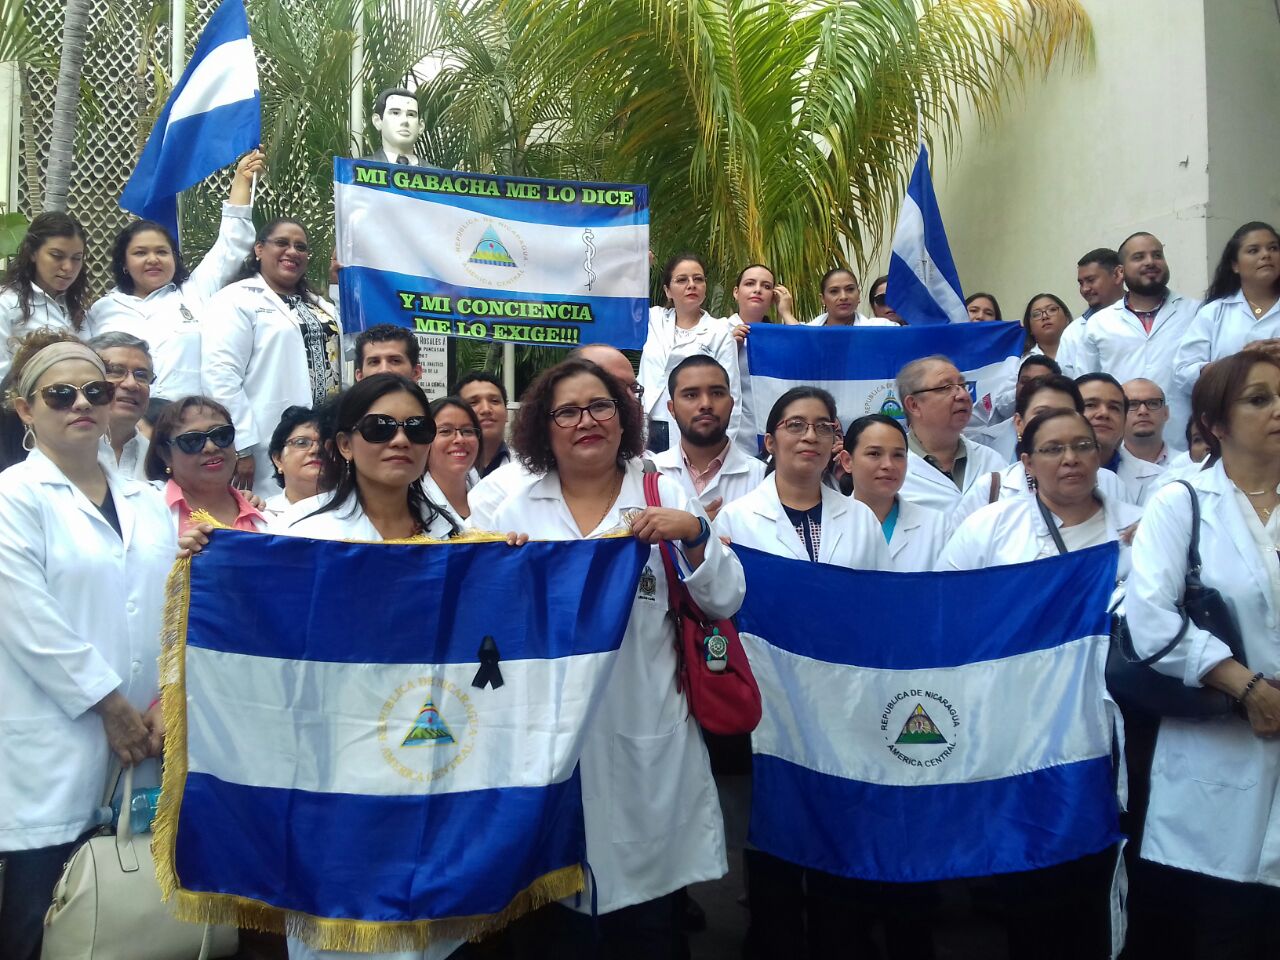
xmin=0 ymin=331 xmax=174 ymax=960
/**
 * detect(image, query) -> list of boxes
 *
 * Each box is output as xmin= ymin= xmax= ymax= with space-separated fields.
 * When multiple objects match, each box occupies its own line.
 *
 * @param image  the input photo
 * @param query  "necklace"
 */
xmin=1246 ymin=297 xmax=1267 ymax=317
xmin=571 ymin=468 xmax=624 ymax=535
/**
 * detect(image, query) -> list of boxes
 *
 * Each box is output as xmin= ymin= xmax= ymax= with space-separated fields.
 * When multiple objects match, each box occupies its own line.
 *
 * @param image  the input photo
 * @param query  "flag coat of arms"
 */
xmin=154 ymin=530 xmax=647 ymax=951
xmin=733 ymin=543 xmax=1122 ymax=883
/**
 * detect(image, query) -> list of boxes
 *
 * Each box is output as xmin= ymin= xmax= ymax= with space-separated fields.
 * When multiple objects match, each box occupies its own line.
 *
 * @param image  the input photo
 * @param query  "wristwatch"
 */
xmin=681 ymin=516 xmax=711 ymax=549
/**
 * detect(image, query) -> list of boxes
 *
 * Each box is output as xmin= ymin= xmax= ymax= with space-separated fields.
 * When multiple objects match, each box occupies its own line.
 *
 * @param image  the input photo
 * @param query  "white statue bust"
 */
xmin=368 ymin=88 xmax=424 ymax=165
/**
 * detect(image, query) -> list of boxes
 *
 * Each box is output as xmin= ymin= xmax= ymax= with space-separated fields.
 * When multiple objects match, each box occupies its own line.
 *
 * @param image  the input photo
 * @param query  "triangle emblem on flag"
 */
xmin=401 ymin=699 xmax=455 ymax=746
xmin=468 ymin=226 xmax=518 ymax=267
xmin=894 ymin=704 xmax=948 ymax=745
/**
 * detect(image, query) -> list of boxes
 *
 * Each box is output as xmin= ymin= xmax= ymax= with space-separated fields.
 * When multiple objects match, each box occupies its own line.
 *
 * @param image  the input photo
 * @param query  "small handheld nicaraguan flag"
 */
xmin=744 ymin=322 xmax=1021 ymax=442
xmin=734 ymin=543 xmax=1122 ymax=882
xmin=886 ymin=144 xmax=967 ymax=325
xmin=119 ymin=0 xmax=260 ymax=239
xmin=153 ymin=530 xmax=647 ymax=953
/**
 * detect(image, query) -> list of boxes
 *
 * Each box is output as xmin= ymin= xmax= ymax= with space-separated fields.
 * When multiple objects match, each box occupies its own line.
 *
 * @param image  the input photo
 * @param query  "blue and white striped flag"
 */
xmin=744 ymin=322 xmax=1021 ymax=441
xmin=886 ymin=144 xmax=967 ymax=325
xmin=120 ymin=0 xmax=260 ymax=239
xmin=735 ymin=543 xmax=1122 ymax=882
xmin=334 ymin=159 xmax=649 ymax=349
xmin=154 ymin=530 xmax=648 ymax=953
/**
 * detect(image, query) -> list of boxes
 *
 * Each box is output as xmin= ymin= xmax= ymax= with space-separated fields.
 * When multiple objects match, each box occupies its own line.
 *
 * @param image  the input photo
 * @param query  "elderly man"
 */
xmin=88 ymin=332 xmax=155 ymax=480
xmin=897 ymin=354 xmax=1006 ymax=514
xmin=1119 ymin=377 xmax=1169 ymax=504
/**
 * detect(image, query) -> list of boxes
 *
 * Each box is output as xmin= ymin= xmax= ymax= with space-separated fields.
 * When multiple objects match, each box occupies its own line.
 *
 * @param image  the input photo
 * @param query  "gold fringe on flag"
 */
xmin=151 ymin=520 xmax=586 ymax=951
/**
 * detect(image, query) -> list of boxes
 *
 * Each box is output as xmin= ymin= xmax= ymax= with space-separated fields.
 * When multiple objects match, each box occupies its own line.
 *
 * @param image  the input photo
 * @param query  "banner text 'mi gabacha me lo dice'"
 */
xmin=334 ymin=158 xmax=650 ymax=351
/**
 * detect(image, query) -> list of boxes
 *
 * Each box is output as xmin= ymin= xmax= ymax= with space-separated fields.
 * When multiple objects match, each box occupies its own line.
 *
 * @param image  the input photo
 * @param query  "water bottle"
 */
xmin=129 ymin=787 xmax=161 ymax=834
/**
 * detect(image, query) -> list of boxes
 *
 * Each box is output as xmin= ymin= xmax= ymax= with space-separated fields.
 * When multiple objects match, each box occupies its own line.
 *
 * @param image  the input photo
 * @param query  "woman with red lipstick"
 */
xmin=145 ymin=396 xmax=266 ymax=533
xmin=87 ymin=151 xmax=264 ymax=402
xmin=422 ymin=395 xmax=482 ymax=528
xmin=0 ymin=331 xmax=172 ymax=960
xmin=263 ymin=405 xmax=325 ymax=516
xmin=638 ymin=252 xmax=740 ymax=453
xmin=1020 ymin=292 xmax=1073 ymax=359
xmin=202 ymin=217 xmax=342 ymax=498
xmin=0 ymin=213 xmax=89 ymax=383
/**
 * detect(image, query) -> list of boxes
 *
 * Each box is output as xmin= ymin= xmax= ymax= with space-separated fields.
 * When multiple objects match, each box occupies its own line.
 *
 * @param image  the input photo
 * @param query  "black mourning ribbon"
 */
xmin=472 ymin=635 xmax=504 ymax=689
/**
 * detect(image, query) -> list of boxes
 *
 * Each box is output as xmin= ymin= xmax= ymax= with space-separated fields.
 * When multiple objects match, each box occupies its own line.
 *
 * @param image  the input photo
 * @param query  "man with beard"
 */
xmin=648 ymin=355 xmax=763 ymax=518
xmin=1078 ymin=233 xmax=1198 ymax=449
xmin=1118 ymin=377 xmax=1170 ymax=505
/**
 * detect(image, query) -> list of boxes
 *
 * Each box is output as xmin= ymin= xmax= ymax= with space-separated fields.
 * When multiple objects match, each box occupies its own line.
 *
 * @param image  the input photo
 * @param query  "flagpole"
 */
xmin=170 ymin=0 xmax=187 ymax=240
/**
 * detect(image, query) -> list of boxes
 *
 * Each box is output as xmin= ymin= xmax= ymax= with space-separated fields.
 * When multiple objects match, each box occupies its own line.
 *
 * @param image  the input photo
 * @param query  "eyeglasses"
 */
xmin=354 ymin=414 xmax=435 ymax=444
xmin=1128 ymin=398 xmax=1165 ymax=410
xmin=435 ymin=425 xmax=480 ymax=441
xmin=167 ymin=424 xmax=236 ymax=455
xmin=778 ymin=417 xmax=837 ymax=438
xmin=283 ymin=436 xmax=320 ymax=450
xmin=37 ymin=381 xmax=115 ymax=410
xmin=911 ymin=382 xmax=969 ymax=398
xmin=264 ymin=237 xmax=310 ymax=254
xmin=103 ymin=363 xmax=155 ymax=386
xmin=1032 ymin=439 xmax=1100 ymax=459
xmin=1030 ymin=307 xmax=1062 ymax=320
xmin=871 ymin=293 xmax=887 ymax=306
xmin=550 ymin=399 xmax=620 ymax=428
xmin=628 ymin=382 xmax=645 ymax=400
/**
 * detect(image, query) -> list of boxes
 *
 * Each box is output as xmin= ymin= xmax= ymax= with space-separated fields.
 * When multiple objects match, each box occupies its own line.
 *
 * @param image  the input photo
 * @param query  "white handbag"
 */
xmin=40 ymin=765 xmax=238 ymax=960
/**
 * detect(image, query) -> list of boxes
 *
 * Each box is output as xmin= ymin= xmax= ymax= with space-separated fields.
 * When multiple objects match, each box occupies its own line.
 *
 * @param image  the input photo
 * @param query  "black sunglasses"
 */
xmin=38 ymin=381 xmax=115 ymax=411
xmin=354 ymin=414 xmax=435 ymax=444
xmin=167 ymin=424 xmax=236 ymax=455
xmin=871 ymin=293 xmax=887 ymax=306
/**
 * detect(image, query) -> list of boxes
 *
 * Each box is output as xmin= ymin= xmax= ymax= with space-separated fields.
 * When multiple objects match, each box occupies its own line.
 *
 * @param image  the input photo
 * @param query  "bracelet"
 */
xmin=681 ymin=516 xmax=711 ymax=549
xmin=1240 ymin=671 xmax=1267 ymax=703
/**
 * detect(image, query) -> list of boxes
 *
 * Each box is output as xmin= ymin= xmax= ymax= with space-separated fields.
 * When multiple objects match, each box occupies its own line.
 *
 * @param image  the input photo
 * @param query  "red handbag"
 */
xmin=642 ymin=470 xmax=762 ymax=736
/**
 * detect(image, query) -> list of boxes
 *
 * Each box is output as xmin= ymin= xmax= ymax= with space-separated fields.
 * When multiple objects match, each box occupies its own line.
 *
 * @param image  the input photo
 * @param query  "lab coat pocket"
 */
xmin=610 ymin=728 xmax=695 ymax=843
xmin=1161 ymin=718 xmax=1258 ymax=790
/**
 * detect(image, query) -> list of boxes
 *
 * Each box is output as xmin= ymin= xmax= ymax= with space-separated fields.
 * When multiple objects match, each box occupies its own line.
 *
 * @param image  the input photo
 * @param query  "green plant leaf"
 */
xmin=0 ymin=211 xmax=30 ymax=258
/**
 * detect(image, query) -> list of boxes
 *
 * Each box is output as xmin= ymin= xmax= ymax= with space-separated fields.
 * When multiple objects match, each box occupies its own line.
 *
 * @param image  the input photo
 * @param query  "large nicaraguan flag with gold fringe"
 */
xmin=734 ymin=543 xmax=1122 ymax=883
xmin=155 ymin=530 xmax=647 ymax=953
xmin=334 ymin=157 xmax=649 ymax=350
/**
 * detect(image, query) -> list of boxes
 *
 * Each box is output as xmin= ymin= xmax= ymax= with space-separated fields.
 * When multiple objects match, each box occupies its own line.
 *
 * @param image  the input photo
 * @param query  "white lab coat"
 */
xmin=269 ymin=492 xmax=461 ymax=960
xmin=1154 ymin=451 xmax=1209 ymax=489
xmin=1171 ymin=291 xmax=1280 ymax=401
xmin=1115 ymin=444 xmax=1167 ymax=506
xmin=419 ymin=473 xmax=467 ymax=532
xmin=471 ymin=459 xmax=743 ymax=914
xmin=715 ymin=476 xmax=890 ymax=570
xmin=466 ymin=458 xmax=536 ymax=525
xmin=1055 ymin=315 xmax=1089 ymax=379
xmin=0 ymin=286 xmax=76 ymax=383
xmin=950 ymin=462 xmax=1133 ymax=536
xmin=201 ymin=276 xmax=342 ymax=498
xmin=884 ymin=498 xmax=949 ymax=572
xmin=726 ymin=313 xmax=762 ymax=456
xmin=86 ymin=202 xmax=254 ymax=400
xmin=647 ymin=441 xmax=765 ymax=513
xmin=0 ymin=450 xmax=175 ymax=851
xmin=898 ymin=436 xmax=1008 ymax=518
xmin=937 ymin=487 xmax=1142 ymax=575
xmin=638 ymin=306 xmax=742 ymax=448
xmin=1077 ymin=293 xmax=1199 ymax=451
xmin=1125 ymin=461 xmax=1280 ymax=886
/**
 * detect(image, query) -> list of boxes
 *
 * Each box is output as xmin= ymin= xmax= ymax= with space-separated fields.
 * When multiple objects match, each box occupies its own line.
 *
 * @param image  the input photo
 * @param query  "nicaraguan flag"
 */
xmin=154 ymin=530 xmax=647 ymax=953
xmin=886 ymin=144 xmax=966 ymax=325
xmin=334 ymin=158 xmax=649 ymax=349
xmin=744 ymin=322 xmax=1021 ymax=441
xmin=120 ymin=0 xmax=259 ymax=239
xmin=735 ymin=543 xmax=1122 ymax=882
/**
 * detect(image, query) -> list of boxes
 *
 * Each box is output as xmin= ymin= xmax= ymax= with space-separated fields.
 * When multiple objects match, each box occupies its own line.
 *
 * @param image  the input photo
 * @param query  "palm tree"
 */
xmin=43 ymin=0 xmax=92 ymax=213
xmin=430 ymin=0 xmax=1093 ymax=319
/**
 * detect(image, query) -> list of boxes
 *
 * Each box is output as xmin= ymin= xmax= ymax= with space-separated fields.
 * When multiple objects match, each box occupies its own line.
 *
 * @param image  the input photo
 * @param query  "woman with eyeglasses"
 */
xmin=87 ymin=151 xmax=264 ymax=402
xmin=422 ymin=396 xmax=482 ymax=528
xmin=144 ymin=396 xmax=266 ymax=533
xmin=639 ymin=252 xmax=740 ymax=452
xmin=470 ymin=357 xmax=743 ymax=956
xmin=0 ymin=330 xmax=172 ymax=960
xmin=939 ymin=406 xmax=1141 ymax=573
xmin=262 ymin=405 xmax=324 ymax=516
xmin=1124 ymin=349 xmax=1280 ymax=959
xmin=202 ymin=217 xmax=343 ymax=498
xmin=1020 ymin=293 xmax=1074 ymax=359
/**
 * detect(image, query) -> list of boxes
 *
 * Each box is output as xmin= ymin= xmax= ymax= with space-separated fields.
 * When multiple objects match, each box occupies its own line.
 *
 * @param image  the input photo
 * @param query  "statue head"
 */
xmin=371 ymin=88 xmax=423 ymax=157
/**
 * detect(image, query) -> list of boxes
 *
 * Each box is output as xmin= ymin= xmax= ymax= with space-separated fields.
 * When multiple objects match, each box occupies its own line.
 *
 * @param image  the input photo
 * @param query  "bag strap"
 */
xmin=642 ymin=471 xmax=684 ymax=605
xmin=988 ymin=471 xmax=1001 ymax=504
xmin=1174 ymin=479 xmax=1202 ymax=573
xmin=1035 ymin=494 xmax=1070 ymax=555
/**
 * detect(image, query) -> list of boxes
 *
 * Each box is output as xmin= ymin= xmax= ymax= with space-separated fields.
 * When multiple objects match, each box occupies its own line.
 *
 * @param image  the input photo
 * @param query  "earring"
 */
xmin=21 ymin=423 xmax=35 ymax=451
xmin=165 ymin=466 xmax=172 ymax=475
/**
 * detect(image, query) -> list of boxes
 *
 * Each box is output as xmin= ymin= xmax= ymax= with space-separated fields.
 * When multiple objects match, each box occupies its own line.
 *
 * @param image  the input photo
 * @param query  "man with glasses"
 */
xmin=897 ymin=354 xmax=1007 ymax=513
xmin=88 ymin=332 xmax=154 ymax=479
xmin=1119 ymin=378 xmax=1169 ymax=504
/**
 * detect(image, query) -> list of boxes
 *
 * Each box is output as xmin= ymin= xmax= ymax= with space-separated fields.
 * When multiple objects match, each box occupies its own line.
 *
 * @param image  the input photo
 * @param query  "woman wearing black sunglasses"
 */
xmin=272 ymin=373 xmax=457 ymax=541
xmin=144 ymin=396 xmax=266 ymax=534
xmin=0 ymin=330 xmax=173 ymax=959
